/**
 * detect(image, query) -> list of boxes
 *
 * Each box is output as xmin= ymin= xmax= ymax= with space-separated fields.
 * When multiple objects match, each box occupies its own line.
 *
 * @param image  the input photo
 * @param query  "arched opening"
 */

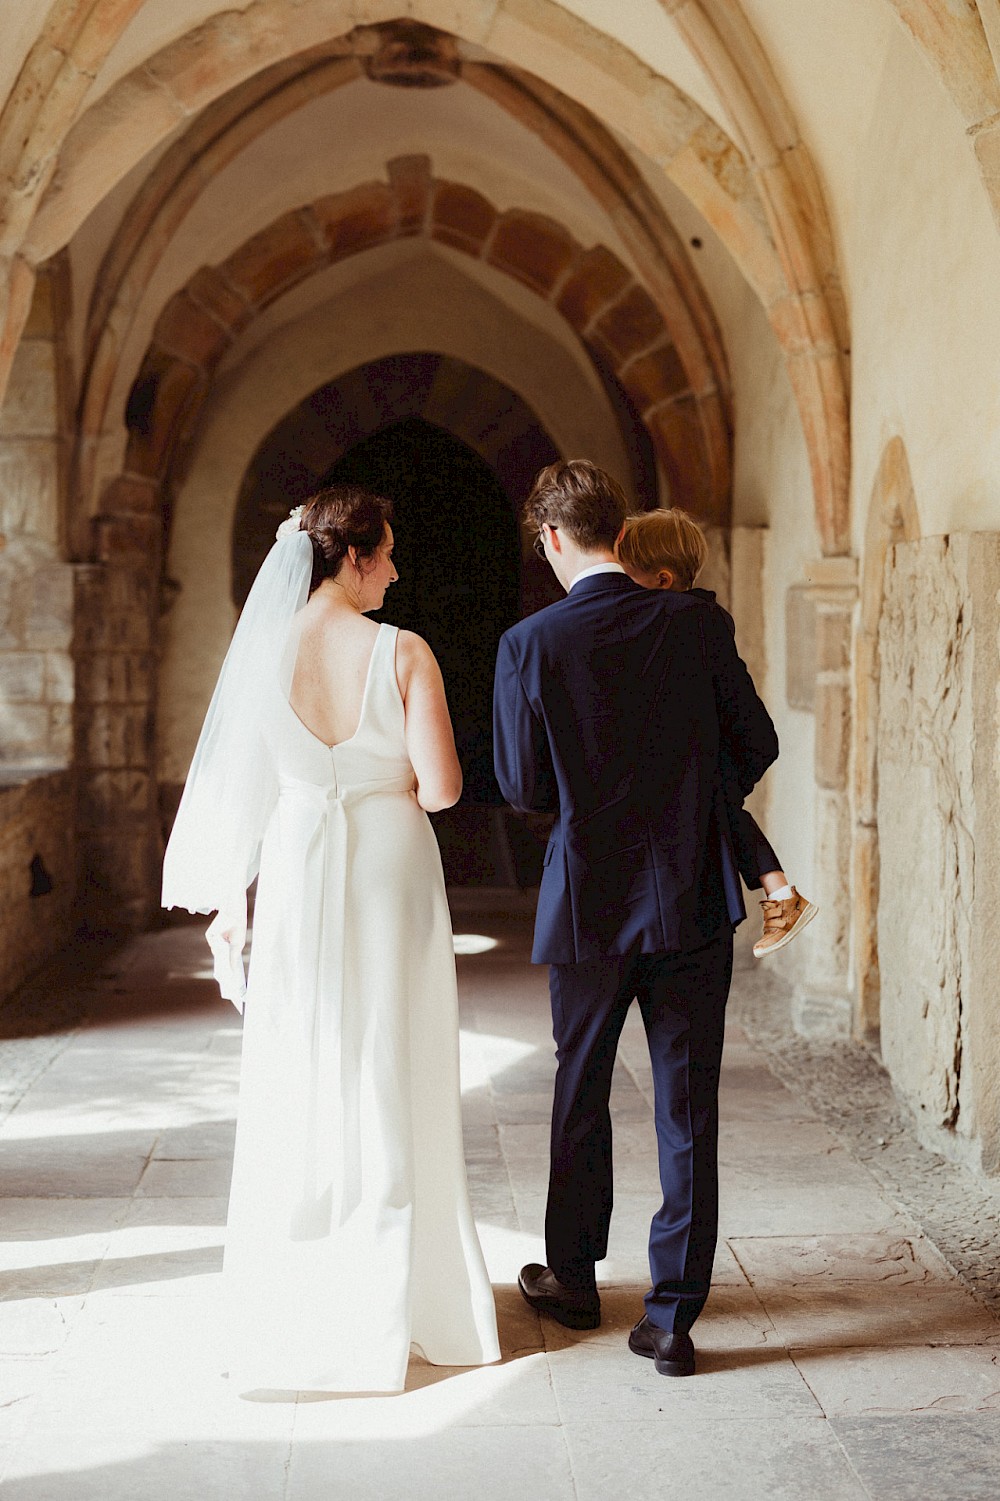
xmin=227 ymin=352 xmax=585 ymax=884
xmin=326 ymin=415 xmax=519 ymax=807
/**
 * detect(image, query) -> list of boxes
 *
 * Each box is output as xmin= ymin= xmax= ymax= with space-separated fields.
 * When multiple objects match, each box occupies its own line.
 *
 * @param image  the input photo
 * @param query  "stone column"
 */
xmin=791 ymin=557 xmax=858 ymax=1038
xmin=73 ymin=507 xmax=161 ymax=932
xmin=0 ymin=263 xmax=75 ymax=768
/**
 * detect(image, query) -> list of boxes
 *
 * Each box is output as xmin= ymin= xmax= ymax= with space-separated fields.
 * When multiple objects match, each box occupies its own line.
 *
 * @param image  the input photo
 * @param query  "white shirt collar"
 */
xmin=569 ymin=561 xmax=627 ymax=591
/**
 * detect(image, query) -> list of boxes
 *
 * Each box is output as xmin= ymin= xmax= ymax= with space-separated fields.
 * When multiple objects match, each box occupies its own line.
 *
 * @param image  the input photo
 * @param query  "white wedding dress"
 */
xmin=222 ymin=622 xmax=499 ymax=1392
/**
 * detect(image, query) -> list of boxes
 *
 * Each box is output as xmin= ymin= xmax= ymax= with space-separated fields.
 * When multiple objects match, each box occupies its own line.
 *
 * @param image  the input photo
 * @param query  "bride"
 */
xmin=162 ymin=485 xmax=500 ymax=1393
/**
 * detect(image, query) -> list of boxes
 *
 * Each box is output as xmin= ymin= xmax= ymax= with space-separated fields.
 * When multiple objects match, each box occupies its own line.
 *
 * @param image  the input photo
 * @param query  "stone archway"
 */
xmin=228 ymin=350 xmax=592 ymax=616
xmin=853 ymin=437 xmax=920 ymax=1041
xmin=1 ymin=6 xmax=849 ymax=558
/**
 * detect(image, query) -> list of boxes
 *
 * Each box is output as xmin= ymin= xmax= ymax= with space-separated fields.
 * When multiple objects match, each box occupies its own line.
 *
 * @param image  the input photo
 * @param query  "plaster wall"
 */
xmin=741 ymin=0 xmax=1000 ymax=542
xmin=158 ymin=242 xmax=632 ymax=782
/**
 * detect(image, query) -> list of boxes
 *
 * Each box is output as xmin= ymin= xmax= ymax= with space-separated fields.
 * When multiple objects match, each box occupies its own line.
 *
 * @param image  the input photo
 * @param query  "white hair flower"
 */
xmin=275 ymin=504 xmax=305 ymax=540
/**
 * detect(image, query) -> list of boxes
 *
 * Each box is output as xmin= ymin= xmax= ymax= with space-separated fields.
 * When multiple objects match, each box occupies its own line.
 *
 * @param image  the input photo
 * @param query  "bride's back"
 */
xmin=288 ymin=594 xmax=382 ymax=749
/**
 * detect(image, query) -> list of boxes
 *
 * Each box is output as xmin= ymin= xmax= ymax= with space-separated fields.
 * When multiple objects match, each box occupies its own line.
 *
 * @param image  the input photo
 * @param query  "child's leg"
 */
xmin=733 ymin=809 xmax=783 ymax=891
xmin=735 ymin=808 xmax=819 ymax=957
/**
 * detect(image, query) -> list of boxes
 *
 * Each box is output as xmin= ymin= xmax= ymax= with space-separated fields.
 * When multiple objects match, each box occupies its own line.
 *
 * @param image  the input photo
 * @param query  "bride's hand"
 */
xmin=206 ymin=905 xmax=248 ymax=1011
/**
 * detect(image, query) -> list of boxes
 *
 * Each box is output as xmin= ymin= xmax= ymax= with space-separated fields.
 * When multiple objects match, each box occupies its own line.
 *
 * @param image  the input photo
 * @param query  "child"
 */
xmin=617 ymin=508 xmax=818 ymax=958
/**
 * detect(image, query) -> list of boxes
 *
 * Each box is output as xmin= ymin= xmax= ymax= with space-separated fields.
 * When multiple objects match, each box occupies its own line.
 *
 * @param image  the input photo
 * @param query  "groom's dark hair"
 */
xmin=524 ymin=460 xmax=629 ymax=551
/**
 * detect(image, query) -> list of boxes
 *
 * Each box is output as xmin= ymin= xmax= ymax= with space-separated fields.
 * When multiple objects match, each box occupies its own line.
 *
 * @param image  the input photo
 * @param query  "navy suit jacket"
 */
xmin=493 ymin=572 xmax=779 ymax=964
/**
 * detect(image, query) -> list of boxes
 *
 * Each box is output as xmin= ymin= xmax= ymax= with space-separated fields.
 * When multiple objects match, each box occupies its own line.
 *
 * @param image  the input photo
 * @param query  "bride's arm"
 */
xmin=397 ymin=631 xmax=463 ymax=812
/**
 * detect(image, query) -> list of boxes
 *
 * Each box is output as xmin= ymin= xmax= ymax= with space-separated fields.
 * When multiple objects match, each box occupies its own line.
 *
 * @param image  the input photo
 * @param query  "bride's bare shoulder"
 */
xmin=394 ymin=629 xmax=438 ymax=689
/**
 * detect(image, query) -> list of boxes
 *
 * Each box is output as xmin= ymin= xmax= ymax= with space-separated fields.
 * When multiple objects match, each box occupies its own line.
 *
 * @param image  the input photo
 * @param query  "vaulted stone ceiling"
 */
xmin=0 ymin=0 xmax=860 ymax=558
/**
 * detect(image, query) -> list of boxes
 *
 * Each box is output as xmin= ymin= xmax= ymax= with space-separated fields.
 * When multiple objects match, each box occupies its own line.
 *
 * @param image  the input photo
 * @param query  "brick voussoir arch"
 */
xmin=100 ymin=158 xmax=728 ymax=568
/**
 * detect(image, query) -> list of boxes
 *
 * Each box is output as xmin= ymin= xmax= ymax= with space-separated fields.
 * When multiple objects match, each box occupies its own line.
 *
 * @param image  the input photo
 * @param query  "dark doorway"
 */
xmin=325 ymin=417 xmax=520 ymax=806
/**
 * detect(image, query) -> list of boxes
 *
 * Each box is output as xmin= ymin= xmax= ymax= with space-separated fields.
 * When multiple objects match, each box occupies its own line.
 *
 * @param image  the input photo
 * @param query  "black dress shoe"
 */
xmin=518 ymin=1263 xmax=600 ymax=1330
xmin=628 ymin=1315 xmax=695 ymax=1376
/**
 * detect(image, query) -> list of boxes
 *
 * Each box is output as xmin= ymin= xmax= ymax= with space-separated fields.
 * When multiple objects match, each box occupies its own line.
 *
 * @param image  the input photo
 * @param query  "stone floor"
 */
xmin=1 ymin=900 xmax=999 ymax=1500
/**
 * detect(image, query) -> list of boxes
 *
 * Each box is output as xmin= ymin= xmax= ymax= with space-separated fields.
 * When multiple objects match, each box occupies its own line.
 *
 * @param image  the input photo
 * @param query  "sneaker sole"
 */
xmin=628 ymin=1330 xmax=695 ymax=1377
xmin=753 ymin=901 xmax=819 ymax=959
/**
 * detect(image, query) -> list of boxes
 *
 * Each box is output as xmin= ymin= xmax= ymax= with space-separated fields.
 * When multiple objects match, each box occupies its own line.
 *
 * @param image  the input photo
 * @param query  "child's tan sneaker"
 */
xmin=752 ymin=889 xmax=818 ymax=958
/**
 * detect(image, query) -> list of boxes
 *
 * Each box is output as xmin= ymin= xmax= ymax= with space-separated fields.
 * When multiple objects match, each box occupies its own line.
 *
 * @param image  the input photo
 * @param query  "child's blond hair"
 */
xmin=618 ymin=508 xmax=708 ymax=591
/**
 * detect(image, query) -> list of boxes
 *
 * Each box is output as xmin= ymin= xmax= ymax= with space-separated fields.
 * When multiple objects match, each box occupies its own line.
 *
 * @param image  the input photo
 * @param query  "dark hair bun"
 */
xmin=300 ymin=485 xmax=393 ymax=595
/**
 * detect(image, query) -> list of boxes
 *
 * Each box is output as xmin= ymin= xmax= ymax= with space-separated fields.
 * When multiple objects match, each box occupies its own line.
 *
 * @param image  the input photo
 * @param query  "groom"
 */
xmin=493 ymin=461 xmax=778 ymax=1377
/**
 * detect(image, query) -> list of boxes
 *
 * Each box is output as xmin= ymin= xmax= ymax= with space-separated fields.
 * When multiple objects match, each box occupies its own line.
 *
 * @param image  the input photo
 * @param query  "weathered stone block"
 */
xmin=79 ymin=770 xmax=152 ymax=822
xmin=92 ymin=513 xmax=161 ymax=565
xmin=430 ymin=181 xmax=497 ymax=253
xmin=622 ymin=342 xmax=688 ymax=412
xmin=645 ymin=396 xmax=715 ymax=518
xmin=48 ymin=703 xmax=72 ymax=761
xmin=75 ymin=650 xmax=154 ymax=705
xmin=0 ymin=439 xmax=59 ymax=538
xmin=186 ymin=266 xmax=253 ymax=336
xmin=877 ymin=532 xmax=1000 ymax=1174
xmin=154 ymin=290 xmax=233 ymax=369
xmin=0 ymin=651 xmax=44 ymax=702
xmin=312 ymin=183 xmax=396 ymax=261
xmin=222 ymin=210 xmax=324 ymax=305
xmin=122 ymin=349 xmax=201 ymax=479
xmin=0 ymin=701 xmax=48 ymax=754
xmin=0 ymin=341 xmax=57 ymax=437
xmin=387 ymin=155 xmax=431 ymax=235
xmin=0 ymin=769 xmax=76 ymax=1001
xmin=814 ymin=680 xmax=850 ymax=791
xmin=556 ymin=245 xmax=631 ymax=331
xmin=487 ymin=211 xmax=577 ymax=296
xmin=44 ymin=651 xmax=73 ymax=704
xmin=593 ymin=284 xmax=666 ymax=363
xmin=785 ymin=584 xmax=817 ymax=710
xmin=26 ymin=562 xmax=73 ymax=649
xmin=78 ymin=704 xmax=152 ymax=770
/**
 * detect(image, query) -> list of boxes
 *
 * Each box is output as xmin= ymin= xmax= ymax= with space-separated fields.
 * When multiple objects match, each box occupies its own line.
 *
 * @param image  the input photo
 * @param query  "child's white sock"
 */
xmin=767 ymin=884 xmax=794 ymax=902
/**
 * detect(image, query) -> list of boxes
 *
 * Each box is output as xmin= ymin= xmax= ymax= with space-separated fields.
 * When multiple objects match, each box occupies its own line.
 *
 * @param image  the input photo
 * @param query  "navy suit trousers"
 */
xmin=545 ymin=929 xmax=733 ymax=1333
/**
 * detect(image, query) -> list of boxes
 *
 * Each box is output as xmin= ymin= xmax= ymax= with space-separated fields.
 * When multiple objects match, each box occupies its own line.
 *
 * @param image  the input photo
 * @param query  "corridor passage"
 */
xmin=0 ymin=900 xmax=998 ymax=1500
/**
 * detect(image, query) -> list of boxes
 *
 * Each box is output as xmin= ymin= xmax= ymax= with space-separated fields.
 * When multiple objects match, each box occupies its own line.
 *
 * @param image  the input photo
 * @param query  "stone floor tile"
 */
xmin=135 ymin=1157 xmax=233 ymax=1198
xmin=22 ymin=1295 xmax=292 ymax=1442
xmin=829 ymin=1414 xmax=1000 ymax=1500
xmin=718 ymin=1178 xmax=905 ymax=1236
xmin=0 ymin=1146 xmax=152 ymax=1199
xmin=286 ymin=1425 xmax=576 ymax=1501
xmin=750 ymin=1279 xmax=1000 ymax=1349
xmin=150 ymin=1120 xmax=236 ymax=1160
xmin=0 ymin=1298 xmax=85 ymax=1358
xmin=0 ymin=1216 xmax=112 ymax=1293
xmin=792 ymin=1344 xmax=1000 ymax=1415
xmin=292 ymin=1349 xmax=557 ymax=1436
xmin=546 ymin=1331 xmax=820 ymax=1427
xmin=0 ymin=1433 xmax=294 ymax=1501
xmin=563 ymin=1418 xmax=868 ymax=1500
xmin=730 ymin=1232 xmax=950 ymax=1286
xmin=0 ymin=1360 xmax=49 ymax=1442
xmin=492 ymin=1089 xmax=554 ymax=1123
xmin=89 ymin=1249 xmax=223 ymax=1297
xmin=718 ymin=1064 xmax=816 ymax=1120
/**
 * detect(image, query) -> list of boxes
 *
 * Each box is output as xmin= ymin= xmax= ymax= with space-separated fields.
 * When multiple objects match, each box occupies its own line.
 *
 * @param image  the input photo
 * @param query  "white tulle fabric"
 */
xmin=162 ymin=530 xmax=314 ymax=1004
xmin=164 ymin=567 xmax=499 ymax=1392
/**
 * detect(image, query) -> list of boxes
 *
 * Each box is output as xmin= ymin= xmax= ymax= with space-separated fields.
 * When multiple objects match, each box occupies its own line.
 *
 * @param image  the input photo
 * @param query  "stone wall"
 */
xmin=0 ymin=768 xmax=76 ymax=999
xmin=878 ymin=532 xmax=1000 ymax=1175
